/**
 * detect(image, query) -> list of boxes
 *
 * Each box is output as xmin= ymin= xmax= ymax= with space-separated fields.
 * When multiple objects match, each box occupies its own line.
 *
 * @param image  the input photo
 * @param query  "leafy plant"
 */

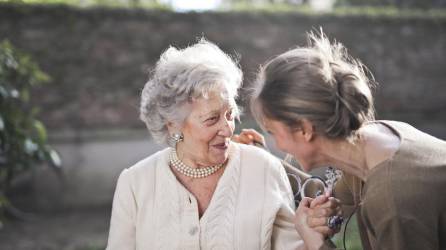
xmin=0 ymin=40 xmax=61 ymax=225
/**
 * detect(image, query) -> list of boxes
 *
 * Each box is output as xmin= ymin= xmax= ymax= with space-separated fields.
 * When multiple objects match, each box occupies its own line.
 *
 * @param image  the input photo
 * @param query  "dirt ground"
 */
xmin=0 ymin=207 xmax=110 ymax=250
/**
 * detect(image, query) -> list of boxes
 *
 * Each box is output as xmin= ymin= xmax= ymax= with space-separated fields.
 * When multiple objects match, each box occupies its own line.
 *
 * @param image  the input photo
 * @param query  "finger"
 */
xmin=311 ymin=207 xmax=337 ymax=218
xmin=246 ymin=134 xmax=255 ymax=145
xmin=307 ymin=207 xmax=336 ymax=218
xmin=238 ymin=131 xmax=257 ymax=144
xmin=316 ymin=197 xmax=341 ymax=209
xmin=232 ymin=134 xmax=241 ymax=143
xmin=242 ymin=129 xmax=266 ymax=144
xmin=299 ymin=197 xmax=313 ymax=209
xmin=241 ymin=128 xmax=261 ymax=138
xmin=309 ymin=194 xmax=328 ymax=208
xmin=239 ymin=137 xmax=251 ymax=145
xmin=307 ymin=216 xmax=327 ymax=228
xmin=307 ymin=208 xmax=338 ymax=224
xmin=312 ymin=226 xmax=337 ymax=238
xmin=235 ymin=133 xmax=251 ymax=144
xmin=325 ymin=190 xmax=332 ymax=197
xmin=295 ymin=197 xmax=313 ymax=227
xmin=308 ymin=206 xmax=336 ymax=217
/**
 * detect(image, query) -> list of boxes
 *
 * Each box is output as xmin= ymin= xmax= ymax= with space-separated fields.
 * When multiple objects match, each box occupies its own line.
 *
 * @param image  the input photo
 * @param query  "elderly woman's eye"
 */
xmin=206 ymin=116 xmax=218 ymax=122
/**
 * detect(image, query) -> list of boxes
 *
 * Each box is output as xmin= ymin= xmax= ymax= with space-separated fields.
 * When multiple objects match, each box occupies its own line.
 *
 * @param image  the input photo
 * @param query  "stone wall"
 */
xmin=1 ymin=3 xmax=445 ymax=136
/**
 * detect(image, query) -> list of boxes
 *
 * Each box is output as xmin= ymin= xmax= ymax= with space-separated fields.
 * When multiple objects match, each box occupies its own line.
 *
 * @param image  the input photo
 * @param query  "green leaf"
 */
xmin=5 ymin=56 xmax=18 ymax=70
xmin=33 ymin=120 xmax=47 ymax=143
xmin=34 ymin=71 xmax=50 ymax=85
xmin=20 ymin=89 xmax=30 ymax=103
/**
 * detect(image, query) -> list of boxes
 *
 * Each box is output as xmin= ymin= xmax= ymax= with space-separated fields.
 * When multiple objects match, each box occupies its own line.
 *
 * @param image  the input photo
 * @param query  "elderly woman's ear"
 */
xmin=166 ymin=121 xmax=180 ymax=134
xmin=166 ymin=121 xmax=174 ymax=132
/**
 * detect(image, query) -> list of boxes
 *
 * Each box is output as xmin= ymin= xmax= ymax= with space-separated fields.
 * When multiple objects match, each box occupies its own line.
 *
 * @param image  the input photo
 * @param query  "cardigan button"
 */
xmin=189 ymin=226 xmax=198 ymax=235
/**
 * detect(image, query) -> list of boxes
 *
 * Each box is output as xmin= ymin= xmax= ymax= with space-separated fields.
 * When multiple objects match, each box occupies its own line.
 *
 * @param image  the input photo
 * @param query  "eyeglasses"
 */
xmin=287 ymin=173 xmax=328 ymax=203
xmin=285 ymin=159 xmax=342 ymax=205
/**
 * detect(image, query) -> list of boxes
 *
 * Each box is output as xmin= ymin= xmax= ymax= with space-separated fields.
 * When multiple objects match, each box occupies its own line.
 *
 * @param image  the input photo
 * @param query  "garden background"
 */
xmin=0 ymin=0 xmax=445 ymax=249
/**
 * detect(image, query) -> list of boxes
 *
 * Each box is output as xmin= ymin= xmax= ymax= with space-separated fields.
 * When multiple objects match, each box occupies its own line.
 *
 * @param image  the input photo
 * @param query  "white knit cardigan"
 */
xmin=106 ymin=143 xmax=305 ymax=250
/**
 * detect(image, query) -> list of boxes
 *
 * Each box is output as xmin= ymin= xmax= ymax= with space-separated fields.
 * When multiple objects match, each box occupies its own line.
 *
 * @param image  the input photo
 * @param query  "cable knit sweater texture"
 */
xmin=106 ymin=143 xmax=304 ymax=250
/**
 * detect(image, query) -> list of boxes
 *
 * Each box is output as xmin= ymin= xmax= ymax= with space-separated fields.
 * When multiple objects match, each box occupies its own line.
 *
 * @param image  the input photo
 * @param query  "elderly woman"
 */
xmin=250 ymin=31 xmax=446 ymax=250
xmin=106 ymin=39 xmax=338 ymax=250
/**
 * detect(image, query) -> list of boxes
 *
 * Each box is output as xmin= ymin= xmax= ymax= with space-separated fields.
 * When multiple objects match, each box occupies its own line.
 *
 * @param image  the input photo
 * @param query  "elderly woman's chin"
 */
xmin=209 ymin=141 xmax=232 ymax=164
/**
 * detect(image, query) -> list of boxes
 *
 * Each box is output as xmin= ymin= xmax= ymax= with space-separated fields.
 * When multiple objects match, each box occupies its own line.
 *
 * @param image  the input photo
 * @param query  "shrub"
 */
xmin=0 ymin=40 xmax=61 ymax=225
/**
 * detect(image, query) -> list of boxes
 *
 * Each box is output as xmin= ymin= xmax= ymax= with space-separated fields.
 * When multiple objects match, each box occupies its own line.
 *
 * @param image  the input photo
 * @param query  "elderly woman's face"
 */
xmin=177 ymin=91 xmax=236 ymax=167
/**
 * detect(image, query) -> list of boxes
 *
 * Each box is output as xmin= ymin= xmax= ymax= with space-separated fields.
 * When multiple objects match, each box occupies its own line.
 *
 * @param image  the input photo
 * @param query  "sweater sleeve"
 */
xmin=106 ymin=169 xmax=137 ymax=250
xmin=270 ymin=158 xmax=306 ymax=250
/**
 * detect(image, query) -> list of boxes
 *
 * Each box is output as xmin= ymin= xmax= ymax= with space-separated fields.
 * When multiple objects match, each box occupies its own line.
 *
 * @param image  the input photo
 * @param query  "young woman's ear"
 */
xmin=300 ymin=119 xmax=315 ymax=142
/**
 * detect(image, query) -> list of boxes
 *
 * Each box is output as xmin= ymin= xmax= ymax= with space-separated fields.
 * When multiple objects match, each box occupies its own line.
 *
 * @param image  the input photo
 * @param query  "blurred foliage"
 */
xmin=0 ymin=0 xmax=445 ymax=10
xmin=227 ymin=0 xmax=446 ymax=9
xmin=0 ymin=40 xmax=61 ymax=225
xmin=225 ymin=3 xmax=446 ymax=18
xmin=1 ymin=0 xmax=444 ymax=19
xmin=336 ymin=0 xmax=446 ymax=9
xmin=0 ymin=0 xmax=171 ymax=9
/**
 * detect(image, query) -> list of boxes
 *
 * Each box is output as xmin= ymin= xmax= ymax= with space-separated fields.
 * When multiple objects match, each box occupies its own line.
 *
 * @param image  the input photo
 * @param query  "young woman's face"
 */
xmin=176 ymin=92 xmax=236 ymax=167
xmin=263 ymin=118 xmax=318 ymax=172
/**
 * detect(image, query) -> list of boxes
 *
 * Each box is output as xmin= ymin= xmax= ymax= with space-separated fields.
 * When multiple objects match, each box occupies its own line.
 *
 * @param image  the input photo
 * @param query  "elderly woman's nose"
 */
xmin=218 ymin=118 xmax=233 ymax=136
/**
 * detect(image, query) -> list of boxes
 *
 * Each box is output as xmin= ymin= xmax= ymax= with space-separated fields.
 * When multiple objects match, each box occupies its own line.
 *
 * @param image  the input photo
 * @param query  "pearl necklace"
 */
xmin=169 ymin=148 xmax=224 ymax=178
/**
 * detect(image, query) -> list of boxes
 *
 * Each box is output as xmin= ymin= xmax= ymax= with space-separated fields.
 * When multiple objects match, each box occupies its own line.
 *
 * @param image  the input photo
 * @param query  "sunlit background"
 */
xmin=0 ymin=0 xmax=445 ymax=249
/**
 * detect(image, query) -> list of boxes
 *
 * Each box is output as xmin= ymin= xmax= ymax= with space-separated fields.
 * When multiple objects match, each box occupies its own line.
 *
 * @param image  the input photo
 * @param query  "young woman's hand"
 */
xmin=306 ymin=194 xmax=343 ymax=238
xmin=294 ymin=197 xmax=326 ymax=250
xmin=232 ymin=128 xmax=266 ymax=147
xmin=294 ymin=194 xmax=342 ymax=250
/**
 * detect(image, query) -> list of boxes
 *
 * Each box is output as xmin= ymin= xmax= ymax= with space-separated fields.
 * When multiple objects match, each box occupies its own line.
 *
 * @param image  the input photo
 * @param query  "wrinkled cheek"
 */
xmin=210 ymin=147 xmax=229 ymax=164
xmin=229 ymin=122 xmax=235 ymax=134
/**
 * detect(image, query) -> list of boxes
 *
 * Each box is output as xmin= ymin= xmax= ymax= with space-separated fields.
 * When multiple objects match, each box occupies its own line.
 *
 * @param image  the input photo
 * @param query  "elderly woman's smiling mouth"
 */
xmin=212 ymin=142 xmax=229 ymax=149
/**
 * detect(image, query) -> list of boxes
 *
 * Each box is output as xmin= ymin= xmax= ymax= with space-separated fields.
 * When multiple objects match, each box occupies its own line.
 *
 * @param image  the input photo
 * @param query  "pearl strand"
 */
xmin=169 ymin=148 xmax=224 ymax=178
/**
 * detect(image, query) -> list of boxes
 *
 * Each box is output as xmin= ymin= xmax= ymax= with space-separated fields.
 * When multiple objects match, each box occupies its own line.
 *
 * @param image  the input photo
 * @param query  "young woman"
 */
xmin=250 ymin=31 xmax=446 ymax=250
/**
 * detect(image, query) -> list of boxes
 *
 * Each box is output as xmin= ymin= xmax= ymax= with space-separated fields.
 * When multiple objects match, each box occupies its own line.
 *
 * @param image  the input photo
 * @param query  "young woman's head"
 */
xmin=251 ymin=31 xmax=376 ymax=170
